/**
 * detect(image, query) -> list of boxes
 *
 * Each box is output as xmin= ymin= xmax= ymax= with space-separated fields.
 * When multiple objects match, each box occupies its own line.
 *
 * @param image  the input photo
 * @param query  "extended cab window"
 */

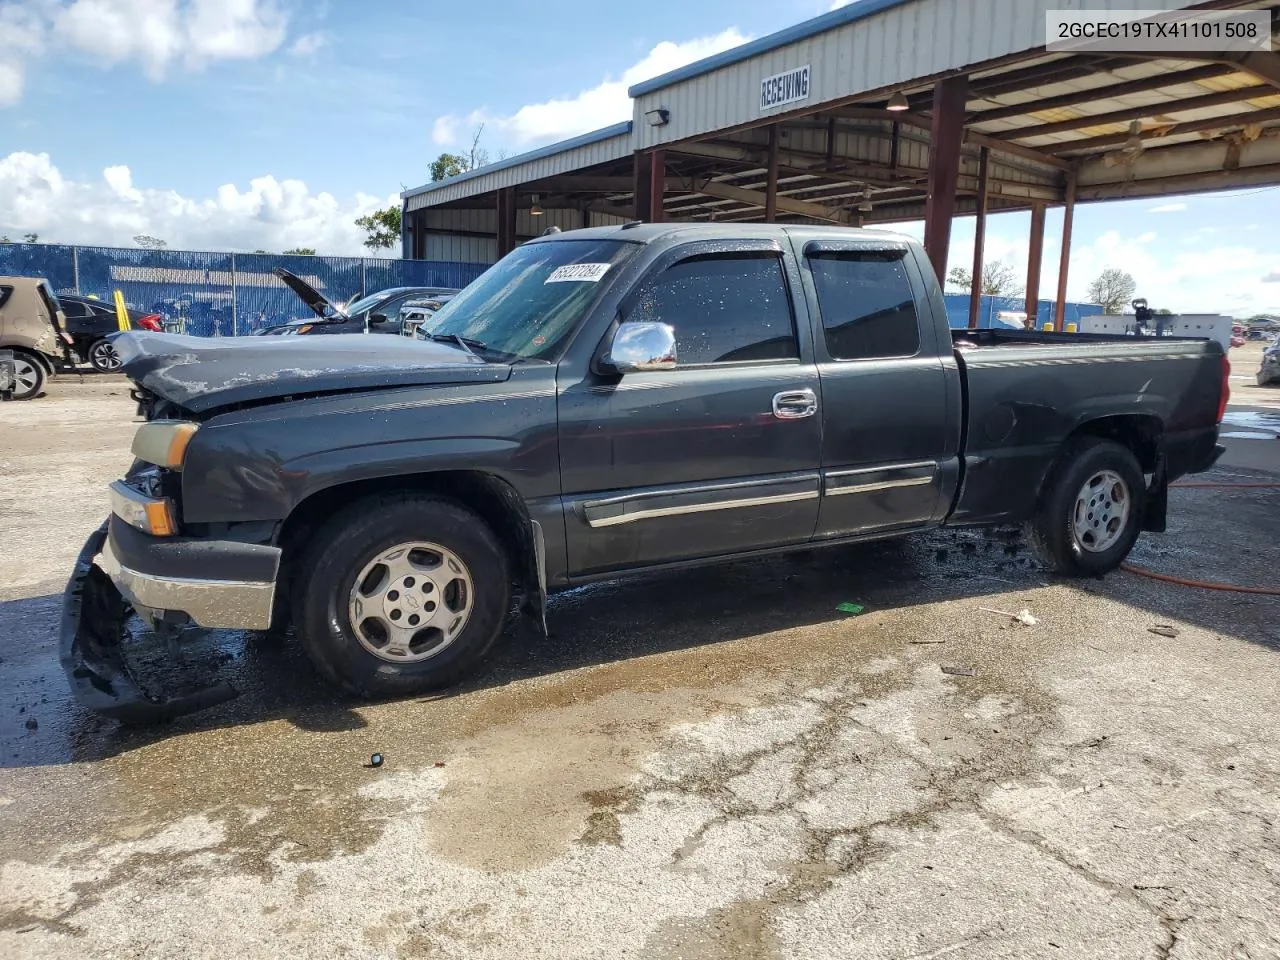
xmin=625 ymin=252 xmax=798 ymax=365
xmin=809 ymin=250 xmax=920 ymax=360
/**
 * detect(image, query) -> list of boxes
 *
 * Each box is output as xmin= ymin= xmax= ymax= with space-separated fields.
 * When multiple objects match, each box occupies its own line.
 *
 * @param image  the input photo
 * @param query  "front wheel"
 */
xmin=1027 ymin=438 xmax=1146 ymax=576
xmin=292 ymin=496 xmax=510 ymax=699
xmin=88 ymin=339 xmax=122 ymax=373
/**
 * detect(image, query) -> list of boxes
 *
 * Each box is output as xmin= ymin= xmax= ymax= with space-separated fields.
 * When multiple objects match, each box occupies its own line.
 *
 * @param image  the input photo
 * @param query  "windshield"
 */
xmin=342 ymin=289 xmax=402 ymax=318
xmin=423 ymin=239 xmax=637 ymax=361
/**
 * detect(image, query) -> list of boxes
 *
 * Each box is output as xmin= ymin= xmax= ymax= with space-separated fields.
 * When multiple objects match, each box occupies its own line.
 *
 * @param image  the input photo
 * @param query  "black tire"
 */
xmin=88 ymin=338 xmax=122 ymax=373
xmin=291 ymin=495 xmax=510 ymax=698
xmin=6 ymin=349 xmax=47 ymax=400
xmin=1026 ymin=437 xmax=1146 ymax=577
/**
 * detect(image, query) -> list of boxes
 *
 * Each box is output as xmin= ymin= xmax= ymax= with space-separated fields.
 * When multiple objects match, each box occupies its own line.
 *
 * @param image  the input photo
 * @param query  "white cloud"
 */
xmin=0 ymin=0 xmax=294 ymax=103
xmin=432 ymin=28 xmax=750 ymax=150
xmin=0 ymin=151 xmax=397 ymax=255
xmin=1263 ymin=270 xmax=1280 ymax=283
xmin=1147 ymin=202 xmax=1187 ymax=213
xmin=289 ymin=31 xmax=325 ymax=57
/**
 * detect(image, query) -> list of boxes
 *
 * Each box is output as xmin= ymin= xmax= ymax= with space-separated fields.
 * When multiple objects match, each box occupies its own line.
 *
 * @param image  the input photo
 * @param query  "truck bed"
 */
xmin=946 ymin=328 xmax=1226 ymax=526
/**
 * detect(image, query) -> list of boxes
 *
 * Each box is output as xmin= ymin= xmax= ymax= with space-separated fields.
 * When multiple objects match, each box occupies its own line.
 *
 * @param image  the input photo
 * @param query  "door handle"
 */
xmin=772 ymin=389 xmax=818 ymax=420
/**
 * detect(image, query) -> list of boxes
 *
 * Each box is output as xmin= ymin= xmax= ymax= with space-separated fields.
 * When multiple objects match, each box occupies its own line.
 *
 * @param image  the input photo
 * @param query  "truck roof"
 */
xmin=527 ymin=222 xmax=916 ymax=246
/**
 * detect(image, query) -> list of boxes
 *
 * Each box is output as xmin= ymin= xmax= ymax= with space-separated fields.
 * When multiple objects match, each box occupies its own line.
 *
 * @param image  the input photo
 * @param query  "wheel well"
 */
xmin=1068 ymin=414 xmax=1163 ymax=472
xmin=4 ymin=346 xmax=54 ymax=376
xmin=278 ymin=471 xmax=539 ymax=598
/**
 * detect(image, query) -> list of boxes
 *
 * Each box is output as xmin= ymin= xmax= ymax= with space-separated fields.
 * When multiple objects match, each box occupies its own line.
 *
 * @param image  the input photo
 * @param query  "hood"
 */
xmin=274 ymin=267 xmax=347 ymax=321
xmin=114 ymin=331 xmax=511 ymax=413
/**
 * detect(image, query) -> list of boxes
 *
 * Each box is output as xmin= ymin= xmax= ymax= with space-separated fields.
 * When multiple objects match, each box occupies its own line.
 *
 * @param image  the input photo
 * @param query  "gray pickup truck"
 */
xmin=62 ymin=224 xmax=1228 ymax=721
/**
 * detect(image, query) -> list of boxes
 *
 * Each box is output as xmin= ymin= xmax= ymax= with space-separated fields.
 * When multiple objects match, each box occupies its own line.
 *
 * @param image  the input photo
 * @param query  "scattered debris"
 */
xmin=24 ymin=718 xmax=37 ymax=731
xmin=1082 ymin=735 xmax=1110 ymax=749
xmin=367 ymin=753 xmax=384 ymax=769
xmin=836 ymin=602 xmax=865 ymax=615
xmin=16 ymin=924 xmax=38 ymax=934
xmin=910 ymin=638 xmax=947 ymax=645
xmin=434 ymin=761 xmax=445 ymax=769
xmin=941 ymin=665 xmax=976 ymax=677
xmin=979 ymin=606 xmax=1037 ymax=626
xmin=1148 ymin=625 xmax=1180 ymax=638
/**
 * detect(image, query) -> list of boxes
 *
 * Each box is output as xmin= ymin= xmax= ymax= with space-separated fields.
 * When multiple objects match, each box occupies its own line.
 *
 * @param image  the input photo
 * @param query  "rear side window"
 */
xmin=809 ymin=250 xmax=920 ymax=360
xmin=60 ymin=300 xmax=88 ymax=318
xmin=624 ymin=251 xmax=798 ymax=365
xmin=0 ymin=286 xmax=11 ymax=309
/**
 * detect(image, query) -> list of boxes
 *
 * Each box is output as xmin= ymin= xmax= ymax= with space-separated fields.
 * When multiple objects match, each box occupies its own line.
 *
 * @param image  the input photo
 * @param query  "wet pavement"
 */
xmin=2 ymin=379 xmax=1279 ymax=959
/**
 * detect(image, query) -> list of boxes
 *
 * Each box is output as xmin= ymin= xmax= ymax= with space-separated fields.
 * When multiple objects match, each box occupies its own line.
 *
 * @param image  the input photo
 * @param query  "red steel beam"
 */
xmin=924 ymin=75 xmax=968 ymax=282
xmin=496 ymin=187 xmax=516 ymax=256
xmin=649 ymin=149 xmax=667 ymax=223
xmin=633 ymin=151 xmax=653 ymax=221
xmin=1054 ymin=173 xmax=1077 ymax=331
xmin=1025 ymin=202 xmax=1046 ymax=327
xmin=765 ymin=125 xmax=780 ymax=222
xmin=968 ymin=146 xmax=989 ymax=329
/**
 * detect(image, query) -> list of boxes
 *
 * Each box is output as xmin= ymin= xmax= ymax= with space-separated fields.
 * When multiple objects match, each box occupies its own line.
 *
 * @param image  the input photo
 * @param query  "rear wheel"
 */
xmin=1027 ymin=438 xmax=1146 ymax=576
xmin=6 ymin=350 xmax=47 ymax=400
xmin=292 ymin=496 xmax=510 ymax=698
xmin=88 ymin=339 xmax=122 ymax=372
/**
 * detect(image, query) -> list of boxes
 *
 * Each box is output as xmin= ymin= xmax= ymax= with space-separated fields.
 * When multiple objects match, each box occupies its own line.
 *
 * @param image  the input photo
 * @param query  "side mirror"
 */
xmin=605 ymin=321 xmax=677 ymax=373
xmin=369 ymin=312 xmax=389 ymax=325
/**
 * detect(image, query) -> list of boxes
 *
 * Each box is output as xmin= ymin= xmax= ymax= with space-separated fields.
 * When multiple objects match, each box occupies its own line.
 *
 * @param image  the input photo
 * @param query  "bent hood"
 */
xmin=114 ymin=331 xmax=510 ymax=413
xmin=274 ymin=267 xmax=347 ymax=320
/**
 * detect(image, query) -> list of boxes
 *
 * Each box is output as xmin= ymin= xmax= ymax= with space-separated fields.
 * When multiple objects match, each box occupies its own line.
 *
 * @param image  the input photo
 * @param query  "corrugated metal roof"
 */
xmin=402 ymin=122 xmax=633 ymax=207
xmin=626 ymin=0 xmax=916 ymax=98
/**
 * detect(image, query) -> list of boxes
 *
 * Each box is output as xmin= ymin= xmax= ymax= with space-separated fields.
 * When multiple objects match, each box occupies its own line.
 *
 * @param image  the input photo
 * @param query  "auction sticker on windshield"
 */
xmin=545 ymin=263 xmax=612 ymax=283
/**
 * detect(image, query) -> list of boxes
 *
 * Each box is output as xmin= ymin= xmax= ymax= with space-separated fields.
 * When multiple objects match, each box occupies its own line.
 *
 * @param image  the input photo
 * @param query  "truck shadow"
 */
xmin=2 ymin=504 xmax=1276 ymax=769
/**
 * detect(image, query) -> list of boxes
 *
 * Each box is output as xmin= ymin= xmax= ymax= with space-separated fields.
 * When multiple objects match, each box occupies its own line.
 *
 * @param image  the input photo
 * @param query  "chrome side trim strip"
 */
xmin=826 ymin=475 xmax=934 ymax=496
xmin=583 ymin=478 xmax=820 ymax=529
xmin=824 ymin=461 xmax=938 ymax=497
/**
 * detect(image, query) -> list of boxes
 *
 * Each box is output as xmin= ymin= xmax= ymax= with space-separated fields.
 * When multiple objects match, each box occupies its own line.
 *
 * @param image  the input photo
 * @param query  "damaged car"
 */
xmin=1258 ymin=334 xmax=1280 ymax=386
xmin=62 ymin=224 xmax=1229 ymax=722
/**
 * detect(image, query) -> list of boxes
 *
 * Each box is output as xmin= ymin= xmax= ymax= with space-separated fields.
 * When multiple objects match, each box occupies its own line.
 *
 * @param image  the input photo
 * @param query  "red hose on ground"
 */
xmin=1122 ymin=479 xmax=1280 ymax=594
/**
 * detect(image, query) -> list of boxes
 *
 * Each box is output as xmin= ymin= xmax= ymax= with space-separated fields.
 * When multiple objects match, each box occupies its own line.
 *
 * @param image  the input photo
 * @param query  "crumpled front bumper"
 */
xmin=60 ymin=519 xmax=279 ymax=724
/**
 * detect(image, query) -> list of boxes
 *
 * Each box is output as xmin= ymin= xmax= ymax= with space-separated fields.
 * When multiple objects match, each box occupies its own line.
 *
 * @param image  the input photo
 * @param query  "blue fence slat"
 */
xmin=0 ymin=243 xmax=489 ymax=337
xmin=942 ymin=293 xmax=1102 ymax=329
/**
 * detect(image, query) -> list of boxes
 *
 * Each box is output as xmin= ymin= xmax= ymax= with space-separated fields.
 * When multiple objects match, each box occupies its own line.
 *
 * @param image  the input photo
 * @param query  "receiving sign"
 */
xmin=760 ymin=65 xmax=810 ymax=112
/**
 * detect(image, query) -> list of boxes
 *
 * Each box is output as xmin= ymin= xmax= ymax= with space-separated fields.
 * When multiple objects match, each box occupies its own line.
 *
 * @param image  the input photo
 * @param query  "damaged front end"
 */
xmin=61 ymin=524 xmax=239 ymax=724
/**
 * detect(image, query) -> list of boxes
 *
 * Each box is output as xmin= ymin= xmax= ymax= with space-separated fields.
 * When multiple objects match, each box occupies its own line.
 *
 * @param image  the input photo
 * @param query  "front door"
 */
xmin=558 ymin=241 xmax=822 ymax=577
xmin=795 ymin=239 xmax=961 ymax=539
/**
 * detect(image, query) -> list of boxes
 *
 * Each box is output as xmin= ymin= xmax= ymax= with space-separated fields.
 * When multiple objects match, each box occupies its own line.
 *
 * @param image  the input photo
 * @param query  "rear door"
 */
xmin=558 ymin=240 xmax=822 ymax=576
xmin=796 ymin=238 xmax=960 ymax=539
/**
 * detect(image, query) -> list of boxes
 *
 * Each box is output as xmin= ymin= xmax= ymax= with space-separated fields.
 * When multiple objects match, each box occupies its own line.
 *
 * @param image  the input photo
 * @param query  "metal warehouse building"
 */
xmin=401 ymin=0 xmax=1280 ymax=327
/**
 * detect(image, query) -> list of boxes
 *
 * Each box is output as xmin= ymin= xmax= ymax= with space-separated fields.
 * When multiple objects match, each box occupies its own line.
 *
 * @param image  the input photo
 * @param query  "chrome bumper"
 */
xmin=97 ymin=532 xmax=277 ymax=630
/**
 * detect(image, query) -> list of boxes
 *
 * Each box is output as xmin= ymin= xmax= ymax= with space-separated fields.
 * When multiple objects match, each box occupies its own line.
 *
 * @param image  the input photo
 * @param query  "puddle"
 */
xmin=1222 ymin=432 xmax=1278 ymax=441
xmin=1221 ymin=409 xmax=1280 ymax=438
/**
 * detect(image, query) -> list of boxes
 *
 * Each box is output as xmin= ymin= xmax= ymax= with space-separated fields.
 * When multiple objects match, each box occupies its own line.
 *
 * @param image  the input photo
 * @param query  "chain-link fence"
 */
xmin=0 ymin=244 xmax=490 ymax=337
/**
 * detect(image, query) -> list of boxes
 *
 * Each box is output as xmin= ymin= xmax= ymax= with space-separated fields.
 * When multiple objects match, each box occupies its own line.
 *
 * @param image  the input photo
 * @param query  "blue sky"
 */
xmin=1 ymin=0 xmax=1278 ymax=314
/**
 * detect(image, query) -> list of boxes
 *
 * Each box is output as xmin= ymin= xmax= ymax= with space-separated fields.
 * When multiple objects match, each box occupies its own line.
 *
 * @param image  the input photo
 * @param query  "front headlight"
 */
xmin=132 ymin=420 xmax=198 ymax=470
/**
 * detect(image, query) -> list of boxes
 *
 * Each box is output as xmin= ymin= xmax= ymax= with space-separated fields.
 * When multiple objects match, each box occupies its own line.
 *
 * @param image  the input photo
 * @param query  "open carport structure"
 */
xmin=402 ymin=0 xmax=1280 ymax=327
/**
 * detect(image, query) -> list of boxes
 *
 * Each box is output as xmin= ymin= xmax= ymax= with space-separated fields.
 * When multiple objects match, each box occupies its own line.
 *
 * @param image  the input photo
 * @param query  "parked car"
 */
xmin=1258 ymin=335 xmax=1280 ymax=386
xmin=57 ymin=294 xmax=163 ymax=372
xmin=0 ymin=275 xmax=71 ymax=399
xmin=62 ymin=224 xmax=1228 ymax=722
xmin=400 ymin=292 xmax=459 ymax=339
xmin=258 ymin=268 xmax=460 ymax=337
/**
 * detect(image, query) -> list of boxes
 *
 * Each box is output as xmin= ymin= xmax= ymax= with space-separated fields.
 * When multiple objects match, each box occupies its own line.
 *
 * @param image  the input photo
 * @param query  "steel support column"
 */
xmin=765 ymin=125 xmax=780 ymax=222
xmin=633 ymin=151 xmax=653 ymax=221
xmin=967 ymin=146 xmax=989 ymax=329
xmin=1024 ymin=203 xmax=1046 ymax=329
xmin=496 ymin=188 xmax=517 ymax=257
xmin=923 ymin=75 xmax=968 ymax=282
xmin=648 ymin=149 xmax=666 ymax=223
xmin=1054 ymin=173 xmax=1077 ymax=331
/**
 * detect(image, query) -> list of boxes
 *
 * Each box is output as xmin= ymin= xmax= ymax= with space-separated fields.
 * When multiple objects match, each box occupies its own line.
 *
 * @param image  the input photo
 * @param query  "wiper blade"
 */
xmin=429 ymin=333 xmax=487 ymax=358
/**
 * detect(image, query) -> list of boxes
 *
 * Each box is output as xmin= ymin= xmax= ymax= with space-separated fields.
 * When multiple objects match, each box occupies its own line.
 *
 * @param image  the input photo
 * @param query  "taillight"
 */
xmin=1217 ymin=353 xmax=1230 ymax=423
xmin=136 ymin=314 xmax=162 ymax=331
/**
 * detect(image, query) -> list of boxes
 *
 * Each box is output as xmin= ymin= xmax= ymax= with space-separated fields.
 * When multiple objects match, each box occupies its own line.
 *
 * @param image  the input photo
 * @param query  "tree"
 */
xmin=134 ymin=235 xmax=167 ymax=250
xmin=945 ymin=259 xmax=1022 ymax=297
xmin=1086 ymin=268 xmax=1137 ymax=314
xmin=429 ymin=124 xmax=502 ymax=181
xmin=23 ymin=232 xmax=39 ymax=243
xmin=283 ymin=247 xmax=316 ymax=256
xmin=355 ymin=206 xmax=402 ymax=250
xmin=430 ymin=153 xmax=470 ymax=181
